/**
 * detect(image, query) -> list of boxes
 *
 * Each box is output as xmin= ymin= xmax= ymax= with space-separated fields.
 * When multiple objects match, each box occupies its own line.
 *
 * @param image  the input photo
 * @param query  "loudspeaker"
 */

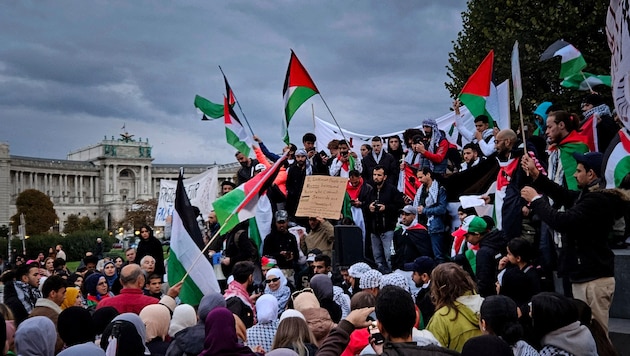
xmin=333 ymin=225 xmax=365 ymax=267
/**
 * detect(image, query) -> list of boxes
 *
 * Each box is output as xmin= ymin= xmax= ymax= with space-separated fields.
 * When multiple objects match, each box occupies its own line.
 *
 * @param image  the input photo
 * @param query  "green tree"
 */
xmin=63 ymin=215 xmax=106 ymax=234
xmin=11 ymin=189 xmax=58 ymax=235
xmin=447 ymin=0 xmax=610 ymax=119
xmin=118 ymin=198 xmax=158 ymax=231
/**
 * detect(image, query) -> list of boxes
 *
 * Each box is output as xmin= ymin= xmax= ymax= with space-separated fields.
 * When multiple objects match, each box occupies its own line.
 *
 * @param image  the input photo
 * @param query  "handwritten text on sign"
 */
xmin=295 ymin=176 xmax=347 ymax=220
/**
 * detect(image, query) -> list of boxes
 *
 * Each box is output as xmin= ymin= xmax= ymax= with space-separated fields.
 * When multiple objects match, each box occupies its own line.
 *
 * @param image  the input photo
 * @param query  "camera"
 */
xmin=341 ymin=151 xmax=349 ymax=157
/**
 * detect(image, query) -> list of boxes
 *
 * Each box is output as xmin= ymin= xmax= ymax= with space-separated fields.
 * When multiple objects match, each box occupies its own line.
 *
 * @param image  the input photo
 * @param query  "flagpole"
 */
xmin=318 ymin=94 xmax=349 ymax=144
xmin=178 ymin=209 xmax=240 ymax=284
xmin=580 ymin=71 xmax=594 ymax=93
xmin=178 ymin=153 xmax=288 ymax=284
xmin=218 ymin=66 xmax=256 ymax=137
xmin=311 ymin=103 xmax=316 ymax=131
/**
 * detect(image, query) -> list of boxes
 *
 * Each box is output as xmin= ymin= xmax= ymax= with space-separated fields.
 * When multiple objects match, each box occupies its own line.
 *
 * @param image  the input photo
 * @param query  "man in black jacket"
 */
xmin=458 ymin=215 xmax=506 ymax=297
xmin=391 ymin=205 xmax=433 ymax=270
xmin=521 ymin=152 xmax=628 ymax=334
xmin=362 ymin=136 xmax=398 ymax=186
xmin=235 ymin=151 xmax=259 ymax=185
xmin=367 ymin=165 xmax=405 ymax=273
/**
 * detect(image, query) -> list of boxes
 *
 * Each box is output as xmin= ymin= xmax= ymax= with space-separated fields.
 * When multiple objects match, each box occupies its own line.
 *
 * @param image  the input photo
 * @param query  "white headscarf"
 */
xmin=264 ymin=268 xmax=287 ymax=288
xmin=256 ymin=294 xmax=279 ymax=324
xmin=168 ymin=304 xmax=197 ymax=337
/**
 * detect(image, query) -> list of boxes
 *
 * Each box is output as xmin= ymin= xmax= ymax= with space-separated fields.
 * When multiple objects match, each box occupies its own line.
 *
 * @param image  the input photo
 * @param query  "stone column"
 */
xmin=140 ymin=166 xmax=145 ymax=194
xmin=74 ymin=175 xmax=79 ymax=202
xmin=105 ymin=165 xmax=110 ymax=193
xmin=147 ymin=167 xmax=152 ymax=196
xmin=89 ymin=176 xmax=93 ymax=203
xmin=113 ymin=165 xmax=118 ymax=196
xmin=79 ymin=175 xmax=83 ymax=202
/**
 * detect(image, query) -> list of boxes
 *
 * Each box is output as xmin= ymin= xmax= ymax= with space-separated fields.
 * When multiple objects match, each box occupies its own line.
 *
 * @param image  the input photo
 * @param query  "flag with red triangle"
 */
xmin=604 ymin=129 xmax=630 ymax=188
xmin=459 ymin=50 xmax=496 ymax=127
xmin=283 ymin=50 xmax=319 ymax=144
xmin=224 ymin=96 xmax=252 ymax=156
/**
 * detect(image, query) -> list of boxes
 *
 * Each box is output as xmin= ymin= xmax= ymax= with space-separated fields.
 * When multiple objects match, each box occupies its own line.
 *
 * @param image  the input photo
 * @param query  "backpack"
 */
xmin=225 ymin=296 xmax=254 ymax=328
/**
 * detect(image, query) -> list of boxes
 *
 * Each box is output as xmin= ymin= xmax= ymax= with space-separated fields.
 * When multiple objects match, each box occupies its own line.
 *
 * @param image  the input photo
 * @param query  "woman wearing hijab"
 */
xmin=199 ymin=307 xmax=256 ymax=356
xmin=247 ymin=294 xmax=280 ymax=353
xmin=264 ymin=268 xmax=291 ymax=315
xmin=85 ymin=273 xmax=114 ymax=309
xmin=292 ymin=291 xmax=334 ymax=347
xmin=92 ymin=306 xmax=119 ymax=345
xmin=167 ymin=304 xmax=197 ymax=339
xmin=57 ymin=306 xmax=105 ymax=356
xmin=61 ymin=287 xmax=82 ymax=310
xmin=100 ymin=313 xmax=150 ymax=356
xmin=139 ymin=304 xmax=171 ymax=356
xmin=136 ymin=224 xmax=165 ymax=276
xmin=15 ymin=316 xmax=56 ymax=356
xmin=309 ymin=274 xmax=342 ymax=323
xmin=102 ymin=261 xmax=119 ymax=291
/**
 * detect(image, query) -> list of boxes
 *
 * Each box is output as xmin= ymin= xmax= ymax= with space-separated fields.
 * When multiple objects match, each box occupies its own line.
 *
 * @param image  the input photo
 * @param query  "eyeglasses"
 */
xmin=291 ymin=288 xmax=314 ymax=300
xmin=265 ymin=277 xmax=280 ymax=284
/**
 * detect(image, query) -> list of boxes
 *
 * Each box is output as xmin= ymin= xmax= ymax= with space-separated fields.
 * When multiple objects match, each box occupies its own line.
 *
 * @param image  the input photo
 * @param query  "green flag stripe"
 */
xmin=167 ymin=249 xmax=204 ymax=305
xmin=559 ymin=56 xmax=586 ymax=79
xmin=614 ymin=156 xmax=630 ymax=187
xmin=225 ymin=127 xmax=250 ymax=157
xmin=249 ymin=217 xmax=261 ymax=251
xmin=459 ymin=93 xmax=494 ymax=126
xmin=285 ymin=86 xmax=318 ymax=120
xmin=215 ymin=188 xmax=247 ymax=234
xmin=558 ymin=142 xmax=589 ymax=191
xmin=194 ymin=95 xmax=224 ymax=119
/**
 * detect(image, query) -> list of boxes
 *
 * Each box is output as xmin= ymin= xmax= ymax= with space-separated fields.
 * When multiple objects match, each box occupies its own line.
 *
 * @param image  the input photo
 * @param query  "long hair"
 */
xmin=430 ymin=263 xmax=477 ymax=320
xmin=272 ymin=317 xmax=315 ymax=356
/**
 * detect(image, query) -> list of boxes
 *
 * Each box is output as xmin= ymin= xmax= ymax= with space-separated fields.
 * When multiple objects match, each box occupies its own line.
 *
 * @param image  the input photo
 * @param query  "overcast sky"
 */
xmin=0 ymin=1 xmax=468 ymax=164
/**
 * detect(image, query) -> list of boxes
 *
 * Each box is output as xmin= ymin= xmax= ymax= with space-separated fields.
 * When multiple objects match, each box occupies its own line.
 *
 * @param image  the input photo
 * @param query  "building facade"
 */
xmin=0 ymin=134 xmax=239 ymax=232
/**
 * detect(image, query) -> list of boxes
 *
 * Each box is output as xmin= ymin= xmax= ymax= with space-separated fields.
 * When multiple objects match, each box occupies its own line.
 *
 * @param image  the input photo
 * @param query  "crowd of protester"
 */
xmin=0 ymin=92 xmax=628 ymax=355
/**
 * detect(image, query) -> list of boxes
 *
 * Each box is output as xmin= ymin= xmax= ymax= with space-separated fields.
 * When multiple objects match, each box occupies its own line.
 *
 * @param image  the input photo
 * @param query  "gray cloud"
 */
xmin=0 ymin=0 xmax=467 ymax=163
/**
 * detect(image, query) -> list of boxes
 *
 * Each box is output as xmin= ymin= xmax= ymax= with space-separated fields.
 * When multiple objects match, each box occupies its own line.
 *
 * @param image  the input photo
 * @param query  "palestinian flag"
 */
xmin=561 ymin=72 xmax=611 ymax=90
xmin=459 ymin=50 xmax=497 ymax=126
xmin=213 ymin=153 xmax=288 ymax=235
xmin=540 ymin=40 xmax=587 ymax=79
xmin=283 ymin=50 xmax=319 ymax=144
xmin=224 ymin=95 xmax=253 ymax=157
xmin=223 ymin=74 xmax=236 ymax=106
xmin=167 ymin=173 xmax=221 ymax=305
xmin=604 ymin=129 xmax=630 ymax=188
xmin=194 ymin=95 xmax=225 ymax=120
xmin=554 ymin=130 xmax=590 ymax=191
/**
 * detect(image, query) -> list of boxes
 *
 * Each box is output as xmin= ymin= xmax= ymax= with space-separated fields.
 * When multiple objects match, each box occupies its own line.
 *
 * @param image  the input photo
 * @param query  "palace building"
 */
xmin=0 ymin=133 xmax=239 ymax=232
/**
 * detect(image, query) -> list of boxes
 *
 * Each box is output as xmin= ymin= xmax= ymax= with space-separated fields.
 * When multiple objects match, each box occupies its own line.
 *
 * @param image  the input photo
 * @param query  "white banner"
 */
xmin=154 ymin=168 xmax=218 ymax=226
xmin=315 ymin=80 xmax=510 ymax=153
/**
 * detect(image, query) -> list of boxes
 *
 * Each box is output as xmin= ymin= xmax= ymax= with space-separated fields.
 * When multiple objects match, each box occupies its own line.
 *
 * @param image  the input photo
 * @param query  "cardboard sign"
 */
xmin=295 ymin=176 xmax=348 ymax=219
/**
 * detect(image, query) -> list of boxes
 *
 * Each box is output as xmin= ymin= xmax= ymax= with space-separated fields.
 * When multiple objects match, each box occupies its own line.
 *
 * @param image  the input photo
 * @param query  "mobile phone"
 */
xmin=369 ymin=322 xmax=385 ymax=345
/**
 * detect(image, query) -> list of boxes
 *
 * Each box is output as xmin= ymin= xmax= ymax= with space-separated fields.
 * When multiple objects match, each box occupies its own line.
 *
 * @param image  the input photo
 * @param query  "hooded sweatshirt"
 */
xmin=426 ymin=293 xmax=483 ymax=353
xmin=540 ymin=321 xmax=597 ymax=356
